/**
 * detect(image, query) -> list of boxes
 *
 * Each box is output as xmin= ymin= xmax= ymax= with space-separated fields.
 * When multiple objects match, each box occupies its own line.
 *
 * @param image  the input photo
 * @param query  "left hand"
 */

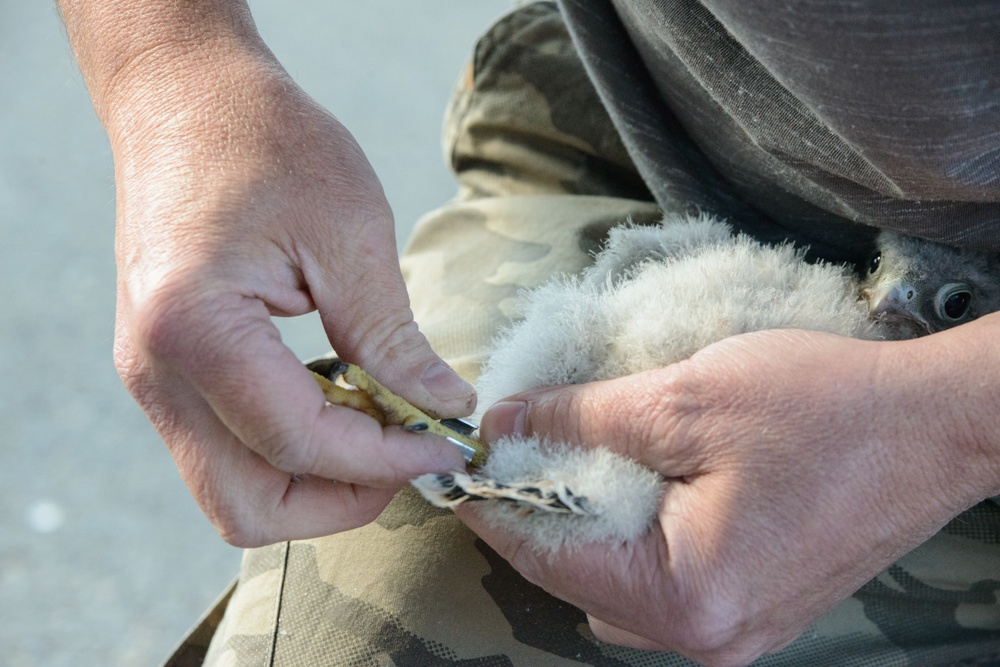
xmin=462 ymin=329 xmax=988 ymax=667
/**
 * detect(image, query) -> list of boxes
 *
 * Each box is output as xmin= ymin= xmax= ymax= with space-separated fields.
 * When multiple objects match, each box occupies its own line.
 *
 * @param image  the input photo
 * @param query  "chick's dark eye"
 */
xmin=944 ymin=292 xmax=971 ymax=319
xmin=867 ymin=251 xmax=881 ymax=275
xmin=934 ymin=283 xmax=973 ymax=322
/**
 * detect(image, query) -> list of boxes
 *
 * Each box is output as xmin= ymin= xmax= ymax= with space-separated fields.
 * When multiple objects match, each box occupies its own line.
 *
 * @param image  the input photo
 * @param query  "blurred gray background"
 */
xmin=0 ymin=1 xmax=510 ymax=665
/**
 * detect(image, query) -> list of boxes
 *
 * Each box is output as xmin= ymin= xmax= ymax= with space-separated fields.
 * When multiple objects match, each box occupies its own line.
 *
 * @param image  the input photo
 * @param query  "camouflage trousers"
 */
xmin=165 ymin=4 xmax=1000 ymax=666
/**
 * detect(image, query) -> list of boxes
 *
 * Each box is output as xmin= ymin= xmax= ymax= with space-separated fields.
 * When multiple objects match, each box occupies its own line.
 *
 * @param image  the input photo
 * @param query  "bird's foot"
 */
xmin=306 ymin=357 xmax=487 ymax=466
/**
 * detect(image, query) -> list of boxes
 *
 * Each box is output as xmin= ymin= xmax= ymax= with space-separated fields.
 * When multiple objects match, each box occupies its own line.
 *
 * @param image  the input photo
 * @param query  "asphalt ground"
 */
xmin=0 ymin=2 xmax=511 ymax=665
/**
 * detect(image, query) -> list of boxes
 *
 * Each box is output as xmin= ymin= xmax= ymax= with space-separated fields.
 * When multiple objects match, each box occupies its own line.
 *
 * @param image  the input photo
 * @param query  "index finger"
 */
xmin=162 ymin=294 xmax=468 ymax=487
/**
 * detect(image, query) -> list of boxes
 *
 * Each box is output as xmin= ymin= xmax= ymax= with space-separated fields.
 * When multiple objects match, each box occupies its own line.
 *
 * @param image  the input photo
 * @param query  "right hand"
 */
xmin=96 ymin=26 xmax=472 ymax=546
xmin=468 ymin=328 xmax=993 ymax=665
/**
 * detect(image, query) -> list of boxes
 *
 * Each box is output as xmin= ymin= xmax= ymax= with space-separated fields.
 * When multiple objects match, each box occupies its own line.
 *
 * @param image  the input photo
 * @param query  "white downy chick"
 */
xmin=413 ymin=213 xmax=999 ymax=553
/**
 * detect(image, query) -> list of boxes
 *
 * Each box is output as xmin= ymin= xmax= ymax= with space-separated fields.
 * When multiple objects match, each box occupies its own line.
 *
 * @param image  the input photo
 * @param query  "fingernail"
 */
xmin=480 ymin=401 xmax=527 ymax=442
xmin=421 ymin=361 xmax=475 ymax=402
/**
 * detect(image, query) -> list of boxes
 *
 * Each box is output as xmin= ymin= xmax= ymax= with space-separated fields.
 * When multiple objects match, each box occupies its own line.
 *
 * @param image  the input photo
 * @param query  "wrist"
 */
xmin=874 ymin=313 xmax=1000 ymax=513
xmin=60 ymin=0 xmax=282 ymax=142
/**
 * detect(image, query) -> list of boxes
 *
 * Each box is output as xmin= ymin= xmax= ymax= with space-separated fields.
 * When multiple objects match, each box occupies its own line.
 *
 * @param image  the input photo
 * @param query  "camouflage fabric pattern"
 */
xmin=165 ymin=4 xmax=1000 ymax=665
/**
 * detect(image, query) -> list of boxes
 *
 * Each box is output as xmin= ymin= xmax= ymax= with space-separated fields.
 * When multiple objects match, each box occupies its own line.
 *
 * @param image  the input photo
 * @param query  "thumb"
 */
xmin=309 ymin=207 xmax=476 ymax=420
xmin=478 ymin=366 xmax=688 ymax=461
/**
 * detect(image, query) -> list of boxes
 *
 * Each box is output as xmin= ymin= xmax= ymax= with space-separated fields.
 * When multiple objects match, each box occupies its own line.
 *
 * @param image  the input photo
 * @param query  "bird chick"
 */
xmin=413 ymin=214 xmax=1000 ymax=553
xmin=860 ymin=230 xmax=1000 ymax=339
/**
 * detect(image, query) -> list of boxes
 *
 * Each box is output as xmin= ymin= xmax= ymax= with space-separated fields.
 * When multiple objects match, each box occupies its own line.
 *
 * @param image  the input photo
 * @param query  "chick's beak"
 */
xmin=863 ymin=283 xmax=930 ymax=332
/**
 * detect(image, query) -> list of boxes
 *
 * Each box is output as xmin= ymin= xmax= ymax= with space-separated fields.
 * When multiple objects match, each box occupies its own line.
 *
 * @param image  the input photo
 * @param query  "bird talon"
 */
xmin=305 ymin=357 xmax=487 ymax=466
xmin=305 ymin=356 xmax=350 ymax=381
xmin=402 ymin=420 xmax=430 ymax=432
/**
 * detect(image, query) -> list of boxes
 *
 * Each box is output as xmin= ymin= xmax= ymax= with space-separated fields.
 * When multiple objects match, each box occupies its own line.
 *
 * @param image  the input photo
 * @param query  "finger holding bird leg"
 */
xmin=307 ymin=358 xmax=488 ymax=467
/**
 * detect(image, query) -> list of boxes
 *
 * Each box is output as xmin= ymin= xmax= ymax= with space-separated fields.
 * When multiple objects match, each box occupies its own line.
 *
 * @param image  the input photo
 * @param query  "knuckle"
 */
xmin=112 ymin=281 xmax=232 ymax=409
xmin=342 ymin=493 xmax=384 ymax=527
xmin=120 ymin=276 xmax=263 ymax=381
xmin=353 ymin=314 xmax=425 ymax=370
xmin=633 ymin=364 xmax=710 ymax=461
xmin=184 ymin=476 xmax=271 ymax=548
xmin=538 ymin=387 xmax=588 ymax=443
xmin=256 ymin=425 xmax=319 ymax=474
xmin=689 ymin=612 xmax=742 ymax=654
xmin=111 ymin=322 xmax=180 ymax=431
xmin=124 ymin=273 xmax=256 ymax=371
xmin=204 ymin=478 xmax=284 ymax=549
xmin=214 ymin=514 xmax=268 ymax=549
xmin=112 ymin=328 xmax=147 ymax=395
xmin=125 ymin=280 xmax=204 ymax=361
xmin=669 ymin=593 xmax=760 ymax=665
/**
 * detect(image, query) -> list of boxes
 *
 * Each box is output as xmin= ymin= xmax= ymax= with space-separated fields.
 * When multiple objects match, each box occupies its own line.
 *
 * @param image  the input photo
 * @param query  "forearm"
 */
xmin=58 ymin=0 xmax=348 ymax=275
xmin=59 ymin=0 xmax=283 ymax=143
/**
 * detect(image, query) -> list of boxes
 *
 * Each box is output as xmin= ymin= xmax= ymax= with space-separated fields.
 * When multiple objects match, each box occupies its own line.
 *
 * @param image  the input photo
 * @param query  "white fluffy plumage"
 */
xmin=413 ymin=213 xmax=999 ymax=553
xmin=475 ymin=215 xmax=881 ymax=408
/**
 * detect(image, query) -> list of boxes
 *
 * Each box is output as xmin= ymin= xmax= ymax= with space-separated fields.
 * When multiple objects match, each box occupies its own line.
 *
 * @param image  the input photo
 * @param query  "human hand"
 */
xmin=66 ymin=4 xmax=472 ymax=546
xmin=465 ymin=329 xmax=984 ymax=666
